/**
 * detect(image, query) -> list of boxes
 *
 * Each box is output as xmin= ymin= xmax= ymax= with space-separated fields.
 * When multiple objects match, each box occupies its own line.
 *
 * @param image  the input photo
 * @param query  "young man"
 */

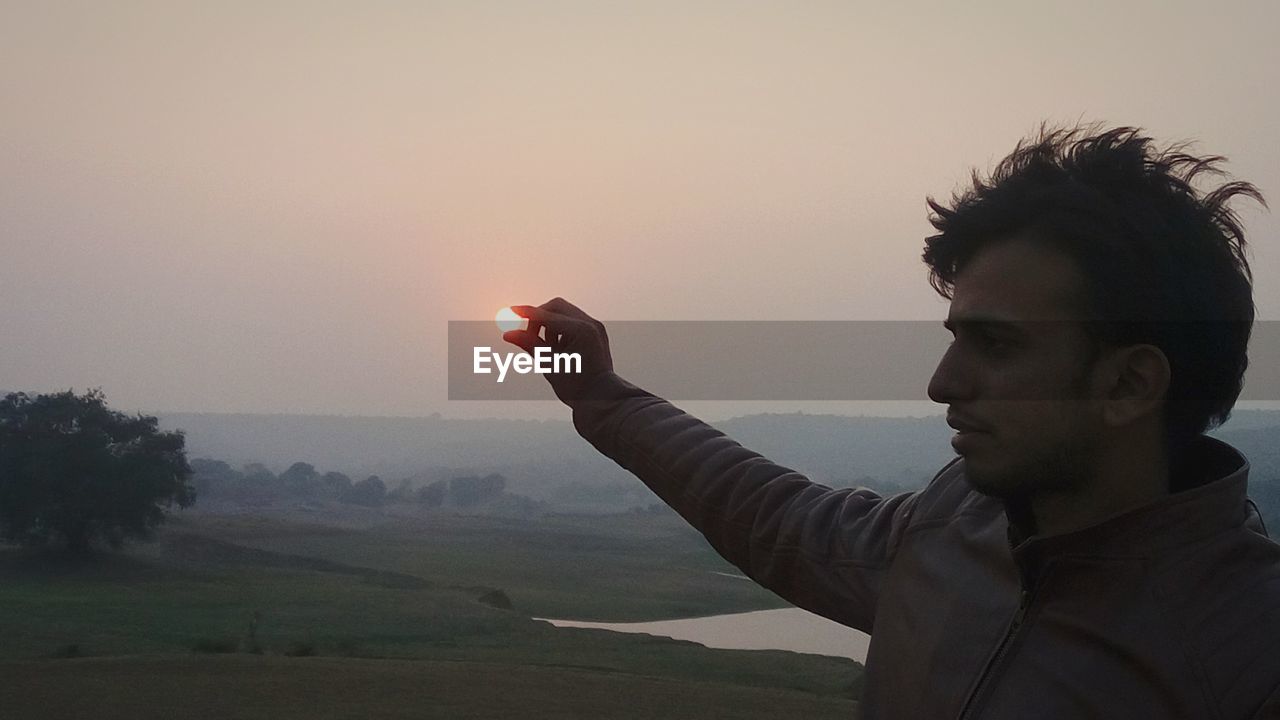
xmin=503 ymin=126 xmax=1280 ymax=718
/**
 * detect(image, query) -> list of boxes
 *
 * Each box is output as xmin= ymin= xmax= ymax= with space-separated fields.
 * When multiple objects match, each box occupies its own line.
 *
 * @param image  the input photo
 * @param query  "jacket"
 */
xmin=571 ymin=372 xmax=1280 ymax=719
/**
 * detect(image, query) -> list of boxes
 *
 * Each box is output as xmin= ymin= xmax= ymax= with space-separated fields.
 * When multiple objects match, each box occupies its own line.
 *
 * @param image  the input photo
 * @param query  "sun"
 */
xmin=495 ymin=307 xmax=525 ymax=333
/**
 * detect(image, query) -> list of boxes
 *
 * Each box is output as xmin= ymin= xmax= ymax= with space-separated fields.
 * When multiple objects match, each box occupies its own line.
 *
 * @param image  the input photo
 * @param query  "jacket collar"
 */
xmin=1003 ymin=435 xmax=1251 ymax=587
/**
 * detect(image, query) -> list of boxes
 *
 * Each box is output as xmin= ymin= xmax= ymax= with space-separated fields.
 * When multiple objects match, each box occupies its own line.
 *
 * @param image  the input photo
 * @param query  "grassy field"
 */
xmin=0 ymin=655 xmax=857 ymax=719
xmin=172 ymin=510 xmax=791 ymax=620
xmin=0 ymin=509 xmax=863 ymax=718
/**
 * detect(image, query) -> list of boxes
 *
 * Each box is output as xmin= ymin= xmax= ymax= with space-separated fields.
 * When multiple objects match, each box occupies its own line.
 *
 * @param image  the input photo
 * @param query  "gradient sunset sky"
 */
xmin=3 ymin=1 xmax=1277 ymax=419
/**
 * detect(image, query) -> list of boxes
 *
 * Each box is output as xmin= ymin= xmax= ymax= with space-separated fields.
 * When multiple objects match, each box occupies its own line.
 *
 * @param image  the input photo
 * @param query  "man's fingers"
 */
xmin=542 ymin=297 xmax=590 ymax=320
xmin=501 ymin=299 xmax=614 ymax=407
xmin=508 ymin=308 xmax=552 ymax=345
xmin=501 ymin=329 xmax=547 ymax=355
xmin=510 ymin=305 xmax=586 ymax=345
xmin=510 ymin=305 xmax=566 ymax=323
xmin=512 ymin=299 xmax=595 ymax=324
xmin=500 ymin=330 xmax=527 ymax=354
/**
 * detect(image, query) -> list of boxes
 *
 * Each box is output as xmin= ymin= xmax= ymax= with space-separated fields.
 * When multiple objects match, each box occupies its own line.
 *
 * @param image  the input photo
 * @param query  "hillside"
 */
xmin=0 ymin=510 xmax=863 ymax=718
xmin=162 ymin=409 xmax=1280 ymax=524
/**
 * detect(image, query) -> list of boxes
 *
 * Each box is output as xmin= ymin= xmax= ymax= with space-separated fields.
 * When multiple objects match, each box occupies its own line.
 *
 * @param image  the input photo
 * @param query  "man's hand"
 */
xmin=502 ymin=297 xmax=614 ymax=407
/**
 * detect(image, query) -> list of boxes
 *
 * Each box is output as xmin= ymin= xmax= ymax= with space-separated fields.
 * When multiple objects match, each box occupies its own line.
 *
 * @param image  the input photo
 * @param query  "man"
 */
xmin=502 ymin=126 xmax=1280 ymax=718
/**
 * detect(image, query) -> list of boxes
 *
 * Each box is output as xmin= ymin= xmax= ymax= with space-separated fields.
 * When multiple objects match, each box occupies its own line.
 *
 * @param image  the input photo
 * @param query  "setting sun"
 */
xmin=495 ymin=307 xmax=525 ymax=333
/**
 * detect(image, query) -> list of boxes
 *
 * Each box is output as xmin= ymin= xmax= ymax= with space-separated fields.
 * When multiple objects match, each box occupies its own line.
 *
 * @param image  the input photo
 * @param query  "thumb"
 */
xmin=502 ymin=329 xmax=545 ymax=355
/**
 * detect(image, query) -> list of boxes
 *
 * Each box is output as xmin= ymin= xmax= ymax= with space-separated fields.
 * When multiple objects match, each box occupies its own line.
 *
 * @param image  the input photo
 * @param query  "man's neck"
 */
xmin=1027 ymin=436 xmax=1172 ymax=538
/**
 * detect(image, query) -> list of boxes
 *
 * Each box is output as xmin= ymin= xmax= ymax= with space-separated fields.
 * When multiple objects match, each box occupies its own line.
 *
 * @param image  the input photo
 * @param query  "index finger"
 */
xmin=510 ymin=305 xmax=572 ymax=324
xmin=510 ymin=305 xmax=579 ymax=346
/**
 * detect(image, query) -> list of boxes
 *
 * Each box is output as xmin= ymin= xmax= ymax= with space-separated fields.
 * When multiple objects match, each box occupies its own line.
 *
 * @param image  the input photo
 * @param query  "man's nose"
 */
xmin=927 ymin=342 xmax=974 ymax=405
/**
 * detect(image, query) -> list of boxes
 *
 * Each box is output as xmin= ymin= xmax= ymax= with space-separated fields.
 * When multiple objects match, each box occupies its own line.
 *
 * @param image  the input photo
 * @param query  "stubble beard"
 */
xmin=965 ymin=426 xmax=1098 ymax=502
xmin=966 ymin=365 xmax=1105 ymax=502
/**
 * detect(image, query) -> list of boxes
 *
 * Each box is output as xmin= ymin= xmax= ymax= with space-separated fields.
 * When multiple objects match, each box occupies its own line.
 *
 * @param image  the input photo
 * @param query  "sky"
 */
xmin=2 ymin=1 xmax=1278 ymax=420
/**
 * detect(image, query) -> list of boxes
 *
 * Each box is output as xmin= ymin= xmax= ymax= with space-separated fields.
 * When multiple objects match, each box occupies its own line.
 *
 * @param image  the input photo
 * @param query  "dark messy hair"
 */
xmin=923 ymin=123 xmax=1265 ymax=448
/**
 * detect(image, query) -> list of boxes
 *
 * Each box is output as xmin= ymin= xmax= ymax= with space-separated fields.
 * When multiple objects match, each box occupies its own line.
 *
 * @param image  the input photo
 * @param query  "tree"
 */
xmin=279 ymin=461 xmax=320 ymax=497
xmin=320 ymin=471 xmax=353 ymax=498
xmin=189 ymin=458 xmax=240 ymax=497
xmin=236 ymin=463 xmax=281 ymax=503
xmin=0 ymin=389 xmax=194 ymax=553
xmin=449 ymin=473 xmax=507 ymax=507
xmin=416 ymin=480 xmax=446 ymax=508
xmin=386 ymin=478 xmax=414 ymax=504
xmin=341 ymin=475 xmax=385 ymax=507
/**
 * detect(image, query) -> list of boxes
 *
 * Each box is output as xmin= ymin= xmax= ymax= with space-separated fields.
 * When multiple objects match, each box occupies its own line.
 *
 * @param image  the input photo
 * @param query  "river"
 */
xmin=536 ymin=607 xmax=871 ymax=663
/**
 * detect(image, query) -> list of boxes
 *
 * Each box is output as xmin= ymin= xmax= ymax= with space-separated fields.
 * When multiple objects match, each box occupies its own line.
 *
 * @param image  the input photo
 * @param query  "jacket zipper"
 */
xmin=956 ymin=587 xmax=1035 ymax=720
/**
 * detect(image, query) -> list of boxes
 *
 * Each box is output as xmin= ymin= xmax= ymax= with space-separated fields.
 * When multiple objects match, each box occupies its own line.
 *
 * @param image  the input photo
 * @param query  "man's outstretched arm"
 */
xmin=504 ymin=299 xmax=920 ymax=632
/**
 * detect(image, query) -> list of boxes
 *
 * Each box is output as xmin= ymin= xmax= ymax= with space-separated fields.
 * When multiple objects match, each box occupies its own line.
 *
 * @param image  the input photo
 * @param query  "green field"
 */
xmin=0 ymin=510 xmax=863 ymax=718
xmin=169 ymin=510 xmax=795 ymax=621
xmin=0 ymin=655 xmax=857 ymax=720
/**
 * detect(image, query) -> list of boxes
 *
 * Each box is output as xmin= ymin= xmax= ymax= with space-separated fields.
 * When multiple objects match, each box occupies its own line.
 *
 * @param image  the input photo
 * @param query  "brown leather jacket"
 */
xmin=572 ymin=372 xmax=1280 ymax=719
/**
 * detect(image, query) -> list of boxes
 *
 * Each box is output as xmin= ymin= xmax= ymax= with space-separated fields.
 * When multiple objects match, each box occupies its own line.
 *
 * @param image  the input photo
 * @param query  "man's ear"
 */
xmin=1100 ymin=344 xmax=1171 ymax=427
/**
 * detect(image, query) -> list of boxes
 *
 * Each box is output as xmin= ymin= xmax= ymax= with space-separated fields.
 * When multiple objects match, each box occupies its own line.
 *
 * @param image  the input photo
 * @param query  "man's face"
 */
xmin=926 ymin=235 xmax=1109 ymax=499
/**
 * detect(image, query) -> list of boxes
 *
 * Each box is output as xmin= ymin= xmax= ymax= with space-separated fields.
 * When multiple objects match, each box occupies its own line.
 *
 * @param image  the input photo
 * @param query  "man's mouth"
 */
xmin=946 ymin=413 xmax=990 ymax=434
xmin=947 ymin=412 xmax=992 ymax=454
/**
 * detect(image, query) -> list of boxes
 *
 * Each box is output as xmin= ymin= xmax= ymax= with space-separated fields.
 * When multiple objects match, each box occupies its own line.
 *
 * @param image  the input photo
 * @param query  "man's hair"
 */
xmin=922 ymin=123 xmax=1266 ymax=447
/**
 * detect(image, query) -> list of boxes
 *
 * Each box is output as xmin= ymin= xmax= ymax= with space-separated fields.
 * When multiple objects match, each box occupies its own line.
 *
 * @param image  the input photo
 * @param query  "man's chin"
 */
xmin=962 ymin=447 xmax=1091 ymax=500
xmin=960 ymin=461 xmax=1025 ymax=499
xmin=967 ymin=478 xmax=1020 ymax=499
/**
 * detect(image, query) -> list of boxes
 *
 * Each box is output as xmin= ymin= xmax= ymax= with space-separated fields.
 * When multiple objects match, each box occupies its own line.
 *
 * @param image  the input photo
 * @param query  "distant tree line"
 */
xmin=190 ymin=460 xmax=539 ymax=514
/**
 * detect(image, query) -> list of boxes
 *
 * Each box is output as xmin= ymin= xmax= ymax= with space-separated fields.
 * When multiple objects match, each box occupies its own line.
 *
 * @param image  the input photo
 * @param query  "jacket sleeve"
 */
xmin=572 ymin=372 xmax=920 ymax=633
xmin=1252 ymin=684 xmax=1280 ymax=719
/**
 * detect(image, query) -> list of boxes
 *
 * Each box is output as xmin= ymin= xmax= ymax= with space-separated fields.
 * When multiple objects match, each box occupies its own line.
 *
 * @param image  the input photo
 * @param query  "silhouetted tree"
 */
xmin=320 ymin=471 xmax=353 ymax=498
xmin=416 ymin=480 xmax=446 ymax=508
xmin=386 ymin=478 xmax=414 ymax=504
xmin=449 ymin=473 xmax=507 ymax=507
xmin=189 ymin=458 xmax=241 ymax=497
xmin=279 ymin=461 xmax=321 ymax=497
xmin=0 ymin=390 xmax=194 ymax=553
xmin=342 ymin=475 xmax=386 ymax=506
xmin=241 ymin=463 xmax=276 ymax=485
xmin=230 ymin=463 xmax=282 ymax=503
